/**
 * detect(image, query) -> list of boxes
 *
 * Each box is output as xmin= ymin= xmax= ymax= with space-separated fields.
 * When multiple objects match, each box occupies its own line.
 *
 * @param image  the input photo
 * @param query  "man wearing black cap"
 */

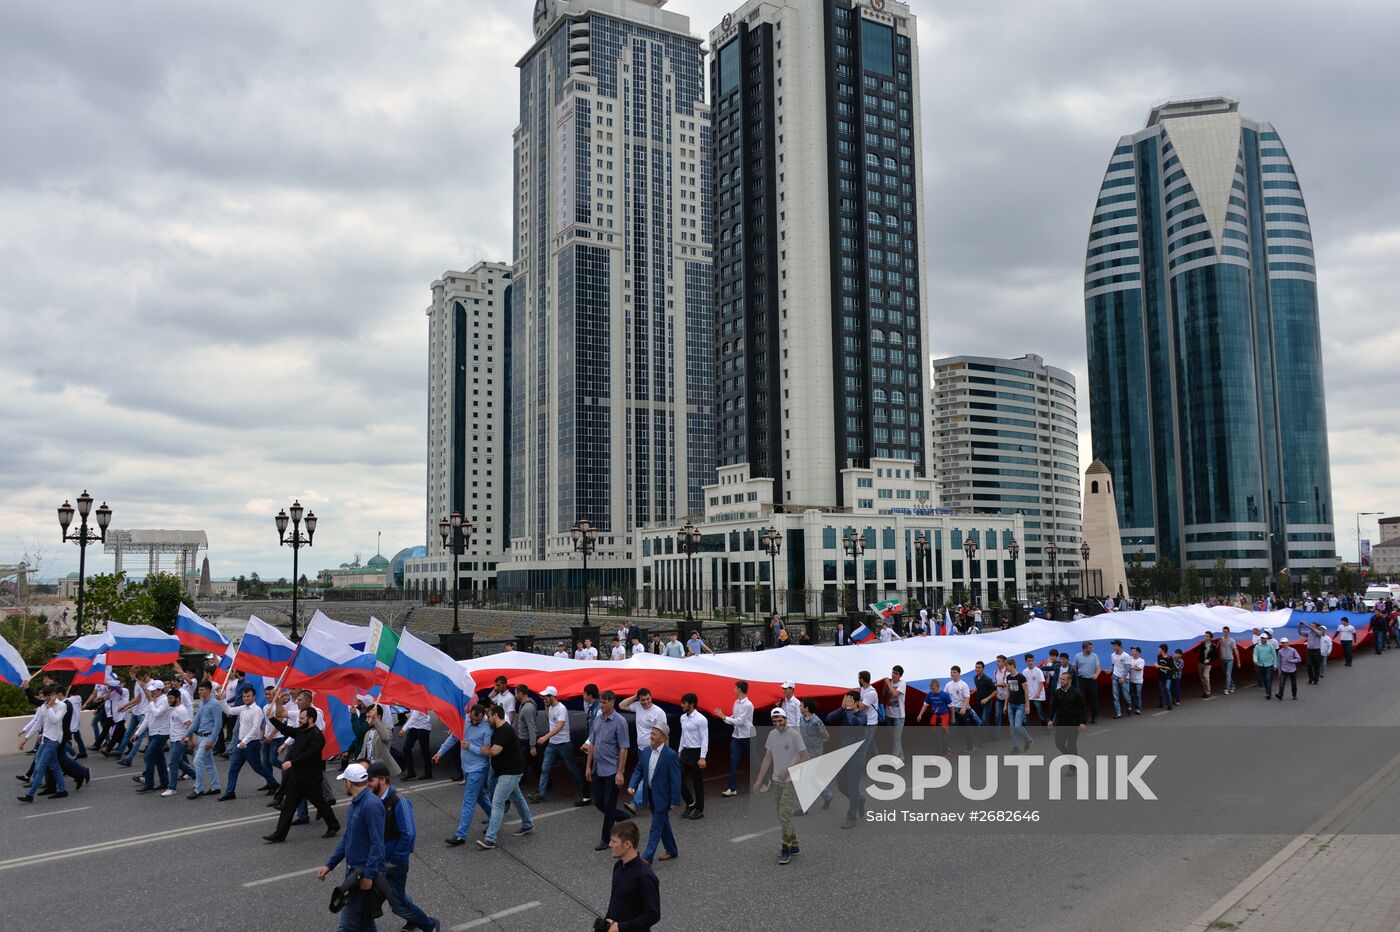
xmin=366 ymin=760 xmax=439 ymax=932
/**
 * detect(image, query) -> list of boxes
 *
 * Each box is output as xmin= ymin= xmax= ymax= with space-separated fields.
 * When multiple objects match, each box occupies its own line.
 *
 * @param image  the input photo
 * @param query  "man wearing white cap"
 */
xmin=620 ymin=688 xmax=667 ymax=813
xmin=1253 ymin=630 xmax=1279 ymax=700
xmin=533 ymin=686 xmax=587 ymax=806
xmin=778 ymin=682 xmax=802 ymax=730
xmin=753 ymin=706 xmax=808 ymax=866
xmin=132 ymin=680 xmax=172 ymax=794
xmin=317 ymin=762 xmax=385 ymax=932
xmin=627 ymin=719 xmax=682 ymax=863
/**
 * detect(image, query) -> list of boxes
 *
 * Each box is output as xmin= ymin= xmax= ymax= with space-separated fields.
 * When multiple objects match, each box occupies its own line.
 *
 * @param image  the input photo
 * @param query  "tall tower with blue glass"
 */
xmin=502 ymin=0 xmax=714 ymax=591
xmin=1084 ymin=97 xmax=1335 ymax=584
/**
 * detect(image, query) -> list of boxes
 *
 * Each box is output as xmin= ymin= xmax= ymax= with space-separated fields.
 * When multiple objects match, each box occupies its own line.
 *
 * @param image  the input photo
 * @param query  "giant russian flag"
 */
xmin=175 ymin=604 xmax=230 ymax=656
xmin=311 ymin=691 xmax=357 ymax=760
xmin=41 ymin=633 xmax=112 ymax=672
xmin=72 ymin=654 xmax=117 ymax=687
xmin=232 ymin=616 xmax=296 ymax=678
xmin=282 ymin=624 xmax=378 ymax=694
xmin=106 ymin=621 xmax=181 ymax=666
xmin=379 ymin=630 xmax=475 ymax=739
xmin=0 ymin=632 xmax=30 ymax=687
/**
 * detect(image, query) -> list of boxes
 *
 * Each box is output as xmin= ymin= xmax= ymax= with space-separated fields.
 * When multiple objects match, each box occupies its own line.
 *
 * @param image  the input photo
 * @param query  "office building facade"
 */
xmin=708 ymin=0 xmax=930 ymax=509
xmin=931 ymin=353 xmax=1083 ymax=595
xmin=404 ymin=263 xmax=512 ymax=595
xmin=503 ymin=0 xmax=714 ymax=590
xmin=1084 ymin=96 xmax=1335 ymax=580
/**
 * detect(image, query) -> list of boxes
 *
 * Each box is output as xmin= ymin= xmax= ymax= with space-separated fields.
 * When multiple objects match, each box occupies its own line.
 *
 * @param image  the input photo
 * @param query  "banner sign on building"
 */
xmin=1361 ymin=539 xmax=1372 ymax=569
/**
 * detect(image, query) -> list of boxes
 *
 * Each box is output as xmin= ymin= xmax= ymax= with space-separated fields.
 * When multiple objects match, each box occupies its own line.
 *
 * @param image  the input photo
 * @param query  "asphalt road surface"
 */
xmin=4 ymin=644 xmax=1398 ymax=931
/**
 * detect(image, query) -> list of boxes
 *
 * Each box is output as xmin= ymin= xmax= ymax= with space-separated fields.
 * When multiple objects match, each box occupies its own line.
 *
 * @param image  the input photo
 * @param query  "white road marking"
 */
xmin=89 ymin=773 xmax=140 ymax=782
xmin=506 ymin=805 xmax=588 ymax=826
xmin=730 ymin=826 xmax=779 ymax=843
xmin=1152 ymin=710 xmax=1170 ymax=717
xmin=0 ymin=810 xmax=278 ymax=872
xmin=451 ymin=901 xmax=543 ymax=930
xmin=1086 ymin=729 xmax=1108 ymax=737
xmin=242 ymin=866 xmax=321 ymax=888
xmin=22 ymin=806 xmax=91 ymax=820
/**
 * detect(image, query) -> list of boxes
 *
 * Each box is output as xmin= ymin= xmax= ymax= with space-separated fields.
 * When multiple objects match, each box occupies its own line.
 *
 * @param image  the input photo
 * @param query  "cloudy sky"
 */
xmin=2 ymin=0 xmax=1395 ymax=581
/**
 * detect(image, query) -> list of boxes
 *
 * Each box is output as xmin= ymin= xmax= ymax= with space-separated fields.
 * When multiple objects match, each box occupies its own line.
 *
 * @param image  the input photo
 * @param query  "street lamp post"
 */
xmin=678 ymin=523 xmax=701 ymax=622
xmin=1046 ymin=538 xmax=1059 ymax=617
xmin=1080 ymin=540 xmax=1091 ymax=599
xmin=913 ymin=532 xmax=930 ymax=609
xmin=963 ymin=534 xmax=979 ymax=608
xmin=571 ymin=518 xmax=597 ymax=627
xmin=1008 ymin=537 xmax=1020 ymax=605
xmin=438 ymin=512 xmax=474 ymax=635
xmin=760 ymin=527 xmax=782 ymax=616
xmin=274 ymin=500 xmax=316 ymax=641
xmin=57 ymin=491 xmax=111 ymax=635
xmin=843 ymin=530 xmax=866 ymax=618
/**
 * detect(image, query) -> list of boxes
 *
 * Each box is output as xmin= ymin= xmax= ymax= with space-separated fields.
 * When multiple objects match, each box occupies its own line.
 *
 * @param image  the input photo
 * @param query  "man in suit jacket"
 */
xmin=627 ymin=719 xmax=683 ymax=863
xmin=835 ymin=623 xmax=850 ymax=646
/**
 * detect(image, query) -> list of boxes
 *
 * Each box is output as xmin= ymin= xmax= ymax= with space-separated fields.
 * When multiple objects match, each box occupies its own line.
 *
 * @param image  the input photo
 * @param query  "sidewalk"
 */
xmin=1185 ymin=746 xmax=1400 ymax=932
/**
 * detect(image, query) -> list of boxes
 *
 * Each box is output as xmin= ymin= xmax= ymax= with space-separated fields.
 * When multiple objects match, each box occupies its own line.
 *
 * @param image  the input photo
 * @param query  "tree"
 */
xmin=1277 ymin=571 xmax=1294 ymax=599
xmin=1152 ymin=556 xmax=1178 ymax=603
xmin=135 ymin=572 xmax=195 ymax=634
xmin=1182 ymin=565 xmax=1203 ymax=603
xmin=1305 ymin=567 xmax=1324 ymax=597
xmin=1248 ymin=568 xmax=1267 ymax=600
xmin=1127 ymin=550 xmax=1146 ymax=598
xmin=1336 ymin=565 xmax=1357 ymax=596
xmin=1212 ymin=558 xmax=1232 ymax=596
xmin=80 ymin=572 xmax=147 ymax=635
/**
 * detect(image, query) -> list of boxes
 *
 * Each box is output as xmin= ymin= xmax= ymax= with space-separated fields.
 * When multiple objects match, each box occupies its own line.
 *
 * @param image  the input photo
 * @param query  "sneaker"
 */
xmin=593 ymin=840 xmax=609 ymax=851
xmin=622 ymin=801 xmax=638 ymax=816
xmin=445 ymin=836 xmax=466 ymax=847
xmin=217 ymin=793 xmax=236 ymax=801
xmin=688 ymin=811 xmax=704 ymax=820
xmin=788 ymin=844 xmax=800 ymax=856
xmin=720 ymin=788 xmax=738 ymax=797
xmin=777 ymin=848 xmax=791 ymax=865
xmin=160 ymin=789 xmax=177 ymax=797
xmin=527 ymin=794 xmax=544 ymax=803
xmin=512 ymin=825 xmax=534 ymax=837
xmin=476 ymin=839 xmax=497 ymax=850
xmin=50 ymin=791 xmax=68 ymax=799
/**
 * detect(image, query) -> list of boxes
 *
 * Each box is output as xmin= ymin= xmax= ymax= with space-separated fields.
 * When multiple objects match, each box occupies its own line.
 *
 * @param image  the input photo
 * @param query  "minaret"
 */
xmin=1083 ymin=460 xmax=1130 ymax=599
xmin=198 ymin=557 xmax=212 ymax=599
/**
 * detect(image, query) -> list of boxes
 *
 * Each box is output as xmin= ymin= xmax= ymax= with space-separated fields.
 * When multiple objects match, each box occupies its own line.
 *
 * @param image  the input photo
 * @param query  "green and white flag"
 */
xmin=367 ymin=617 xmax=400 ymax=670
xmin=868 ymin=599 xmax=904 ymax=618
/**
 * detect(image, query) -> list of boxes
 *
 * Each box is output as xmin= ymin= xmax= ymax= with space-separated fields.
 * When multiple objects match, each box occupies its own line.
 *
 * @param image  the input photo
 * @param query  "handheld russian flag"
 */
xmin=311 ymin=691 xmax=356 ymax=760
xmin=0 ymin=632 xmax=30 ymax=687
xmin=868 ymin=598 xmax=903 ymax=618
xmin=106 ymin=621 xmax=181 ymax=666
xmin=942 ymin=608 xmax=954 ymax=636
xmin=175 ymin=604 xmax=230 ymax=656
xmin=379 ymin=629 xmax=475 ymax=738
xmin=72 ymin=653 xmax=113 ymax=686
xmin=41 ymin=633 xmax=112 ymax=672
xmin=850 ymin=623 xmax=877 ymax=644
xmin=282 ymin=624 xmax=378 ymax=693
xmin=211 ymin=649 xmax=235 ymax=687
xmin=305 ymin=610 xmax=369 ymax=651
xmin=232 ymin=616 xmax=296 ymax=678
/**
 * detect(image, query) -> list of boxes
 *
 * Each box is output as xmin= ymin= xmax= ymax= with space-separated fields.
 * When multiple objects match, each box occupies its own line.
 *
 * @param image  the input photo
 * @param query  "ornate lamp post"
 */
xmin=571 ymin=518 xmax=597 ymax=627
xmin=843 ymin=529 xmax=866 ymax=617
xmin=913 ymin=532 xmax=930 ymax=609
xmin=678 ymin=523 xmax=701 ymax=622
xmin=275 ymin=500 xmax=316 ymax=640
xmin=963 ymin=533 xmax=979 ymax=608
xmin=1008 ymin=536 xmax=1020 ymax=604
xmin=1046 ymin=538 xmax=1059 ymax=615
xmin=760 ymin=526 xmax=782 ymax=616
xmin=439 ymin=512 xmax=474 ymax=635
xmin=58 ymin=491 xmax=111 ymax=635
xmin=1080 ymin=540 xmax=1091 ymax=599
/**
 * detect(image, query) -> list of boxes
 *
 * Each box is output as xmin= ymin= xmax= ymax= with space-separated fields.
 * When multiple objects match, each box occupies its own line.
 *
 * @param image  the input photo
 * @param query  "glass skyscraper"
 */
xmin=502 ymin=0 xmax=713 ymax=590
xmin=1084 ymin=96 xmax=1335 ymax=581
xmin=709 ymin=0 xmax=929 ymax=509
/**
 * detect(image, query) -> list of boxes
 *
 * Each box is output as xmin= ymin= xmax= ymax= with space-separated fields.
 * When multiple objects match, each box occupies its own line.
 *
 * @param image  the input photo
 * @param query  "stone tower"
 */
xmin=1083 ymin=460 xmax=1130 ymax=600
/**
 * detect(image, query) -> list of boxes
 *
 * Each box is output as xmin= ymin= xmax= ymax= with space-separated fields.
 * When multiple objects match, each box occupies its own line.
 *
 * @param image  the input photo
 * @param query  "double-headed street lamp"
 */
xmin=57 ymin=491 xmax=111 ymax=635
xmin=571 ymin=518 xmax=597 ymax=627
xmin=760 ymin=526 xmax=782 ymax=616
xmin=1046 ymin=538 xmax=1059 ymax=609
xmin=275 ymin=501 xmax=316 ymax=641
xmin=913 ymin=532 xmax=930 ymax=608
xmin=963 ymin=533 xmax=979 ymax=608
xmin=438 ymin=512 xmax=474 ymax=635
xmin=1008 ymin=536 xmax=1020 ymax=604
xmin=843 ymin=529 xmax=866 ymax=616
xmin=678 ymin=523 xmax=701 ymax=622
xmin=1080 ymin=540 xmax=1092 ymax=599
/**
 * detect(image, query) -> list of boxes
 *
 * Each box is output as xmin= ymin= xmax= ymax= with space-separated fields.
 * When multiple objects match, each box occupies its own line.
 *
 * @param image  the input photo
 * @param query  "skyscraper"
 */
xmin=931 ymin=353 xmax=1082 ymax=595
xmin=1084 ymin=96 xmax=1335 ymax=582
xmin=404 ymin=263 xmax=512 ymax=596
xmin=709 ymin=0 xmax=929 ymax=509
xmin=503 ymin=0 xmax=713 ymax=590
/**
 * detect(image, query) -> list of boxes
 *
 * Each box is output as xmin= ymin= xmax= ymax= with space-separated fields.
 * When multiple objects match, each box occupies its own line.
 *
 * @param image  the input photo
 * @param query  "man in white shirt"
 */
xmin=944 ymin=667 xmax=975 ymax=753
xmin=610 ymin=640 xmax=627 ymax=662
xmin=488 ymin=676 xmax=517 ymax=725
xmin=878 ymin=621 xmax=900 ymax=643
xmin=581 ymin=639 xmax=599 ymax=661
xmin=713 ymin=680 xmax=754 ymax=797
xmin=777 ymin=681 xmax=802 ymax=729
xmin=399 ymin=708 xmax=435 ymax=781
xmin=165 ymin=691 xmax=195 ymax=794
xmin=1127 ymin=646 xmax=1146 ymax=715
xmin=884 ymin=666 xmax=906 ymax=761
xmin=116 ymin=669 xmax=153 ymax=764
xmin=1108 ymin=640 xmax=1133 ymax=719
xmin=18 ymin=687 xmax=71 ymax=802
xmin=663 ymin=634 xmax=686 ymax=658
xmin=219 ymin=683 xmax=276 ymax=799
xmin=573 ymin=641 xmax=587 ymax=661
xmin=532 ymin=686 xmax=587 ymax=805
xmin=856 ymin=671 xmax=880 ymax=726
xmin=630 ymin=637 xmax=646 ymax=657
xmin=1022 ymin=653 xmax=1047 ymax=724
xmin=619 ymin=688 xmax=668 ymax=813
xmin=1338 ymin=618 xmax=1356 ymax=666
xmin=133 ymin=681 xmax=174 ymax=794
xmin=677 ymin=693 xmax=708 ymax=819
xmin=553 ymin=642 xmax=571 ymax=660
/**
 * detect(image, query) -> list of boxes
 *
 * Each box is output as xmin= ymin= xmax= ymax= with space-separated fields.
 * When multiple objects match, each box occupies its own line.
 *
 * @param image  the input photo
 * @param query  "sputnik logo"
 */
xmin=790 ymin=742 xmax=863 ymax=812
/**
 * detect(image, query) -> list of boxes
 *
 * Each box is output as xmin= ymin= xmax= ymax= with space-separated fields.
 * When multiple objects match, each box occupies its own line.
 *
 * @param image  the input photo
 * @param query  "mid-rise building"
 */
xmin=708 ymin=0 xmax=930 ymax=509
xmin=404 ymin=263 xmax=512 ymax=596
xmin=930 ymin=353 xmax=1083 ymax=596
xmin=1084 ymin=96 xmax=1335 ymax=582
xmin=503 ymin=0 xmax=714 ymax=591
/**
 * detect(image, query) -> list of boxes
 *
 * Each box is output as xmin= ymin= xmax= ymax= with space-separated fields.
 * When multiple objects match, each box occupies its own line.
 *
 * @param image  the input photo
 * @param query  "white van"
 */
xmin=1362 ymin=584 xmax=1400 ymax=609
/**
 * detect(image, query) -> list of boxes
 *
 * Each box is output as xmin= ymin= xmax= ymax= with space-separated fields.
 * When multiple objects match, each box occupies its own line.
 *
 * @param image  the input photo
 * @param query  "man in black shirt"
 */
xmin=971 ymin=661 xmax=995 ymax=748
xmin=605 ymin=819 xmax=660 ymax=932
xmin=262 ymin=702 xmax=340 ymax=843
xmin=479 ymin=704 xmax=534 ymax=850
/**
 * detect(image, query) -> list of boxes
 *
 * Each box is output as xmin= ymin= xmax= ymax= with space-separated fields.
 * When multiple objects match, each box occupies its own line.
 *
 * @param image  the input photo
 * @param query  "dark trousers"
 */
xmin=1077 ymin=677 xmax=1099 ymax=723
xmin=270 ymin=776 xmax=340 ymax=840
xmin=591 ymin=774 xmax=628 ymax=843
xmin=103 ymin=720 xmax=127 ymax=754
xmin=1343 ymin=640 xmax=1354 ymax=665
xmin=1277 ymin=670 xmax=1298 ymax=699
xmin=1375 ymin=627 xmax=1386 ymax=654
xmin=1306 ymin=649 xmax=1322 ymax=684
xmin=1053 ymin=724 xmax=1080 ymax=756
xmin=679 ymin=746 xmax=705 ymax=813
xmin=402 ymin=728 xmax=432 ymax=778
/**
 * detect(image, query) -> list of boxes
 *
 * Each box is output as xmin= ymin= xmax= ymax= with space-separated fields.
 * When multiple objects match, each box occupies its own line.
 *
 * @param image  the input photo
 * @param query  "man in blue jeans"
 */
xmin=18 ymin=687 xmax=69 ymax=802
xmin=1108 ymin=640 xmax=1133 ymax=718
xmin=438 ymin=702 xmax=494 ymax=845
xmin=132 ymin=681 xmax=172 ymax=793
xmin=532 ymin=686 xmax=588 ymax=805
xmin=714 ymin=680 xmax=754 ymax=797
xmin=185 ymin=680 xmax=223 ymax=799
xmin=367 ymin=761 xmax=440 ymax=932
xmin=116 ymin=670 xmax=154 ymax=765
xmin=478 ymin=704 xmax=534 ymax=850
xmin=1254 ymin=631 xmax=1279 ymax=700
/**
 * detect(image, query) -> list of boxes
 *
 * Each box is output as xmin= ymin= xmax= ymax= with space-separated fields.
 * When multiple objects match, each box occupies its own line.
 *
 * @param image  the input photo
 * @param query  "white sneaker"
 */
xmin=160 ymin=789 xmax=176 ymax=797
xmin=720 ymin=788 xmax=738 ymax=797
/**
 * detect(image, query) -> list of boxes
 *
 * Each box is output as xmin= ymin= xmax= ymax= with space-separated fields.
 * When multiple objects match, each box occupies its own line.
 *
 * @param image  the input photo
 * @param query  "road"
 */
xmin=4 ymin=645 xmax=1398 ymax=931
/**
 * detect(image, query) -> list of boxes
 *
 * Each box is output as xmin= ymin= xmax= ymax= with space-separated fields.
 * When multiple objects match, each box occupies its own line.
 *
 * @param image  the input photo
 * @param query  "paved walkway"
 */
xmin=1186 ymin=746 xmax=1400 ymax=932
